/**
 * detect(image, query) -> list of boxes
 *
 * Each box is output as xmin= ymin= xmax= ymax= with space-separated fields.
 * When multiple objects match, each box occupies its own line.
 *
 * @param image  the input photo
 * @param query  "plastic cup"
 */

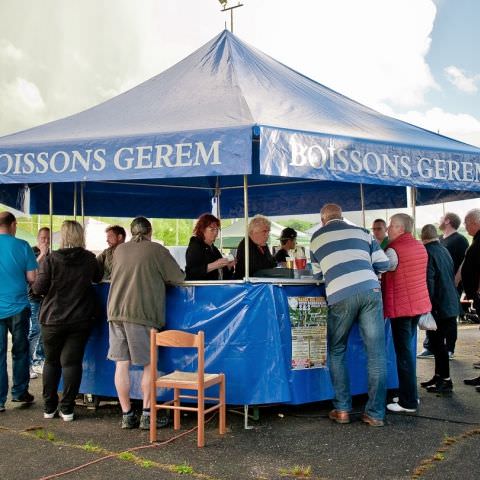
xmin=285 ymin=257 xmax=294 ymax=269
xmin=295 ymin=258 xmax=307 ymax=270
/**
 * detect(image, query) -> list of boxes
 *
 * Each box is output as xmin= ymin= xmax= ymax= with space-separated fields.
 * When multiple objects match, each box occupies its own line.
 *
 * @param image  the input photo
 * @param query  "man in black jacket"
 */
xmin=462 ymin=209 xmax=480 ymax=389
xmin=420 ymin=225 xmax=460 ymax=394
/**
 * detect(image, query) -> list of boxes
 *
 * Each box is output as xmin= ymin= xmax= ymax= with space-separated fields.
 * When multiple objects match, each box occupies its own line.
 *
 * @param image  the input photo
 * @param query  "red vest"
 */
xmin=382 ymin=233 xmax=431 ymax=318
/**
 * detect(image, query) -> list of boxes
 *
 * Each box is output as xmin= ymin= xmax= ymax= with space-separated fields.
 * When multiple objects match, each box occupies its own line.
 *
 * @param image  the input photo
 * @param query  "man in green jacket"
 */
xmin=107 ymin=217 xmax=185 ymax=430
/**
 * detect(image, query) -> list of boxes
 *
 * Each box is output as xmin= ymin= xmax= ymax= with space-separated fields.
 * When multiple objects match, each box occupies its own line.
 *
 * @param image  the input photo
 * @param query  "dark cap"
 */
xmin=280 ymin=227 xmax=297 ymax=240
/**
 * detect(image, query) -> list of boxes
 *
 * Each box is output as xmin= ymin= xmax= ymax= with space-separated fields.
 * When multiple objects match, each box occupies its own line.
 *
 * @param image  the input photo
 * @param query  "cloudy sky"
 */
xmin=1 ymin=0 xmax=479 ymax=146
xmin=0 ymin=0 xmax=478 ymax=223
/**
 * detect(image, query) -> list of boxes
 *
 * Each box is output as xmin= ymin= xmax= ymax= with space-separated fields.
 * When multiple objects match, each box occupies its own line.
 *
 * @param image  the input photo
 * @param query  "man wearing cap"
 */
xmin=275 ymin=227 xmax=297 ymax=264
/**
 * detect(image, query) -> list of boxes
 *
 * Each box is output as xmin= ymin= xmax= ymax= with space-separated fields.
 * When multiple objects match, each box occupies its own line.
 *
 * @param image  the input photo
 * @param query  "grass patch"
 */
xmin=33 ymin=429 xmax=55 ymax=442
xmin=433 ymin=452 xmax=445 ymax=461
xmin=118 ymin=451 xmax=136 ymax=462
xmin=83 ymin=440 xmax=102 ymax=453
xmin=173 ymin=462 xmax=194 ymax=474
xmin=279 ymin=465 xmax=312 ymax=477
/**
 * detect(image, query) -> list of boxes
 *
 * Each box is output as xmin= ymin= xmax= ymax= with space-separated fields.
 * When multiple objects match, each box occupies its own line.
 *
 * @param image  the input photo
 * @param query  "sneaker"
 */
xmin=464 ymin=376 xmax=480 ymax=386
xmin=386 ymin=403 xmax=416 ymax=414
xmin=0 ymin=405 xmax=5 ymax=413
xmin=32 ymin=363 xmax=44 ymax=375
xmin=44 ymin=409 xmax=58 ymax=419
xmin=420 ymin=375 xmax=440 ymax=388
xmin=59 ymin=411 xmax=74 ymax=422
xmin=140 ymin=413 xmax=170 ymax=430
xmin=121 ymin=412 xmax=139 ymax=429
xmin=417 ymin=350 xmax=434 ymax=359
xmin=448 ymin=352 xmax=455 ymax=360
xmin=29 ymin=369 xmax=38 ymax=379
xmin=426 ymin=379 xmax=453 ymax=394
xmin=12 ymin=392 xmax=34 ymax=404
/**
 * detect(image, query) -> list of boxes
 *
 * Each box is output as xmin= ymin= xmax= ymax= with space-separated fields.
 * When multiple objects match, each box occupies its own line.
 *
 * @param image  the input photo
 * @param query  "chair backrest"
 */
xmin=152 ymin=329 xmax=205 ymax=384
xmin=155 ymin=330 xmax=202 ymax=348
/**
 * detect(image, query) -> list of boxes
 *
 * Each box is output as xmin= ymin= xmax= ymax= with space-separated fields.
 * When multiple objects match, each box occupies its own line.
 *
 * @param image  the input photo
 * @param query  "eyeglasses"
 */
xmin=207 ymin=226 xmax=220 ymax=232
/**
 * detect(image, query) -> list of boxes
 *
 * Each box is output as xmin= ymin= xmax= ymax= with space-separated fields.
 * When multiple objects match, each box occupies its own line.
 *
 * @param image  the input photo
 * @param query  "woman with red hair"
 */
xmin=185 ymin=214 xmax=235 ymax=281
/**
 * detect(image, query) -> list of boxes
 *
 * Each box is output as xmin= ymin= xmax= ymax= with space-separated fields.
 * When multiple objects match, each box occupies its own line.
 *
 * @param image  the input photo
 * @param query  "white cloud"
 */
xmin=236 ymin=0 xmax=438 ymax=110
xmin=444 ymin=65 xmax=479 ymax=93
xmin=0 ymin=39 xmax=24 ymax=62
xmin=396 ymin=107 xmax=480 ymax=147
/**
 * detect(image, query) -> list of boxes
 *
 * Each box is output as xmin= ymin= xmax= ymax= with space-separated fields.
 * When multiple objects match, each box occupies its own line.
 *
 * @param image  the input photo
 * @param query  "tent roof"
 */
xmin=1 ymin=30 xmax=479 ymax=217
xmin=1 ymin=30 xmax=477 ymax=155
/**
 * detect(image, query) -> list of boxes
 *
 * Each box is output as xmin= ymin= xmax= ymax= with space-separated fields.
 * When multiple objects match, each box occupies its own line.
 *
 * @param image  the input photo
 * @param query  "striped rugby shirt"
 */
xmin=310 ymin=219 xmax=390 ymax=305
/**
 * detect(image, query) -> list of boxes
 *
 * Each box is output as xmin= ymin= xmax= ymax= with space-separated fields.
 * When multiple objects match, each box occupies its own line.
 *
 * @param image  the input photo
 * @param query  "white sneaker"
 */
xmin=44 ymin=410 xmax=57 ymax=419
xmin=32 ymin=363 xmax=44 ymax=375
xmin=29 ymin=369 xmax=38 ymax=379
xmin=59 ymin=411 xmax=74 ymax=422
xmin=387 ymin=403 xmax=416 ymax=413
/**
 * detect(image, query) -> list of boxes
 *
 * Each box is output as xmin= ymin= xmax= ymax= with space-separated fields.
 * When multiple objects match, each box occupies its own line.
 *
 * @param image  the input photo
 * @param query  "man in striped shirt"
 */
xmin=310 ymin=204 xmax=390 ymax=427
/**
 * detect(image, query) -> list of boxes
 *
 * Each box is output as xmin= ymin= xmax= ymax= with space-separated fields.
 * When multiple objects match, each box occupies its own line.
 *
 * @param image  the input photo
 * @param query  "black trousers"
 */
xmin=428 ymin=316 xmax=454 ymax=379
xmin=423 ymin=316 xmax=457 ymax=353
xmin=41 ymin=323 xmax=91 ymax=414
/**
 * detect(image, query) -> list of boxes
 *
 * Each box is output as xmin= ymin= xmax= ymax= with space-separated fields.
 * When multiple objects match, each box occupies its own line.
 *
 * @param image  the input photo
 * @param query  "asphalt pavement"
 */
xmin=1 ymin=324 xmax=479 ymax=480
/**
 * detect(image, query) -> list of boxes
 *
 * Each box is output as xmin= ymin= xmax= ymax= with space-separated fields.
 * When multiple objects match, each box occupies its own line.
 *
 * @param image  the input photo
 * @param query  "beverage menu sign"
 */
xmin=288 ymin=296 xmax=328 ymax=370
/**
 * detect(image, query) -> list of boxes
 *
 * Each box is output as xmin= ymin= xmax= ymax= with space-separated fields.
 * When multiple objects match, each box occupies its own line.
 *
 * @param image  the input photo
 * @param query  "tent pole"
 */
xmin=243 ymin=175 xmax=249 ymax=281
xmin=411 ymin=187 xmax=417 ymax=238
xmin=215 ymin=177 xmax=223 ymax=250
xmin=360 ymin=183 xmax=366 ymax=227
xmin=81 ymin=182 xmax=85 ymax=228
xmin=49 ymin=183 xmax=53 ymax=249
xmin=73 ymin=183 xmax=77 ymax=220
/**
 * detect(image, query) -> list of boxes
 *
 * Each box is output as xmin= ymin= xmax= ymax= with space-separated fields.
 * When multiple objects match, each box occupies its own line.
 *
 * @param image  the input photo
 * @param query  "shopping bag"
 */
xmin=418 ymin=312 xmax=437 ymax=331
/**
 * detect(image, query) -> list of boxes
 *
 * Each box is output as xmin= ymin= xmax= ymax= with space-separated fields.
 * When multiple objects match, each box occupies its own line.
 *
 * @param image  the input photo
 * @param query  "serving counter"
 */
xmin=79 ymin=281 xmax=399 ymax=405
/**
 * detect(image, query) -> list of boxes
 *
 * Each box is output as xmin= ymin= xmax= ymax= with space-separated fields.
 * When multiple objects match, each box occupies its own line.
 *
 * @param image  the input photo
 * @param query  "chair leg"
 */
xmin=150 ymin=404 xmax=157 ymax=443
xmin=197 ymin=408 xmax=205 ymax=448
xmin=198 ymin=389 xmax=205 ymax=448
xmin=173 ymin=388 xmax=180 ymax=430
xmin=219 ymin=375 xmax=226 ymax=435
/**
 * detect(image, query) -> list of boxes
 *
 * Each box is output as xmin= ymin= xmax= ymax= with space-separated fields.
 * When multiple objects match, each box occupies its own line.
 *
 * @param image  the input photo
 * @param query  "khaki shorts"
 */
xmin=107 ymin=321 xmax=154 ymax=366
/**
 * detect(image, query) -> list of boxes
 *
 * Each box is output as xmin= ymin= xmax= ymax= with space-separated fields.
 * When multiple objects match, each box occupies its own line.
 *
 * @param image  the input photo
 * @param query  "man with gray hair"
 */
xmin=107 ymin=216 xmax=185 ymax=429
xmin=310 ymin=204 xmax=390 ymax=427
xmin=461 ymin=209 xmax=480 ymax=389
xmin=382 ymin=213 xmax=431 ymax=414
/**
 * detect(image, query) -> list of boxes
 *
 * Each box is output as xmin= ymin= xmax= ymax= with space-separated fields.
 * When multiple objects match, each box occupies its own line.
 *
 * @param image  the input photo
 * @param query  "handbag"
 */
xmin=418 ymin=312 xmax=437 ymax=331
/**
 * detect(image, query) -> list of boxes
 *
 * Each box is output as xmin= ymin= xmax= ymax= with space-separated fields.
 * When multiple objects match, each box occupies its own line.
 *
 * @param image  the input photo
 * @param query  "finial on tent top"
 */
xmin=219 ymin=1 xmax=244 ymax=34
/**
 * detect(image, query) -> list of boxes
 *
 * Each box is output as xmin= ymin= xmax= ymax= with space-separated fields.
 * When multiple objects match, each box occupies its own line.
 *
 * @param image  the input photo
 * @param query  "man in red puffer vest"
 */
xmin=382 ymin=213 xmax=431 ymax=414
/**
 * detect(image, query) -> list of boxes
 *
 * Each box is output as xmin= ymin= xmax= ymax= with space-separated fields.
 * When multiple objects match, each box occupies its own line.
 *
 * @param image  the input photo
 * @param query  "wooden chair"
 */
xmin=149 ymin=329 xmax=226 ymax=447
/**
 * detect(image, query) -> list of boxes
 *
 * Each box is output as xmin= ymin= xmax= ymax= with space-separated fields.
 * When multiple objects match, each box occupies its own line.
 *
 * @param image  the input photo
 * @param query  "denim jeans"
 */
xmin=390 ymin=316 xmax=419 ymax=409
xmin=42 ymin=323 xmax=91 ymax=414
xmin=327 ymin=288 xmax=387 ymax=420
xmin=0 ymin=308 xmax=31 ymax=406
xmin=28 ymin=300 xmax=45 ymax=366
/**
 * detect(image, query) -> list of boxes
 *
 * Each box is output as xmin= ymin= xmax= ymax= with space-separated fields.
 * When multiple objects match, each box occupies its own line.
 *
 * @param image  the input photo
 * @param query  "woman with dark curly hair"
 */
xmin=185 ymin=213 xmax=235 ymax=281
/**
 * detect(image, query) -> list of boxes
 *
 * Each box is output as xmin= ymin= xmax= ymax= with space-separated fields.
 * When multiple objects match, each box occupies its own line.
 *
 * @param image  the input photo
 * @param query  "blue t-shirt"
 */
xmin=0 ymin=234 xmax=38 ymax=319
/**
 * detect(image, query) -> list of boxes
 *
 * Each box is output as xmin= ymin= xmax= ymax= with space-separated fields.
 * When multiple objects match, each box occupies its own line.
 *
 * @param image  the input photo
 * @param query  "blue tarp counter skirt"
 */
xmin=80 ymin=283 xmax=399 ymax=405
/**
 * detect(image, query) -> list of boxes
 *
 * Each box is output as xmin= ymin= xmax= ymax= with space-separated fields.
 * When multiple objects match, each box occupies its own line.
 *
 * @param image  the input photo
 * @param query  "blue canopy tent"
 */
xmin=1 ymin=30 xmax=479 ymax=218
